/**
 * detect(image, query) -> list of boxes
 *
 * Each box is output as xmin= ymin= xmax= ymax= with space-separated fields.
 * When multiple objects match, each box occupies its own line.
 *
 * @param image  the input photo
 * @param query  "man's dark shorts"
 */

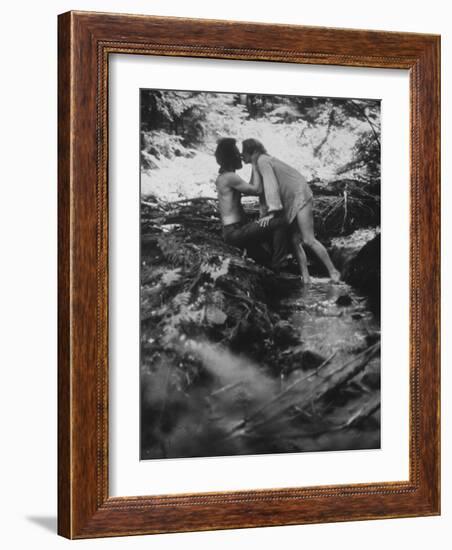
xmin=222 ymin=212 xmax=289 ymax=270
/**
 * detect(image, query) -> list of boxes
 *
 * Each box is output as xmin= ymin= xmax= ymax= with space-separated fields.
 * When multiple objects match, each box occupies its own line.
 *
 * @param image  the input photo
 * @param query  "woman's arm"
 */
xmin=256 ymin=155 xmax=284 ymax=212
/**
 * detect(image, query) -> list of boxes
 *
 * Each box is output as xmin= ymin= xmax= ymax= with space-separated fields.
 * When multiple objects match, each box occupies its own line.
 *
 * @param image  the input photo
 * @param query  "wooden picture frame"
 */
xmin=58 ymin=10 xmax=440 ymax=539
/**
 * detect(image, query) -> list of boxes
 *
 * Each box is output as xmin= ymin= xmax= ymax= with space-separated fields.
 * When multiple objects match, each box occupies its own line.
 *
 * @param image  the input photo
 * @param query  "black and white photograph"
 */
xmin=139 ymin=88 xmax=381 ymax=460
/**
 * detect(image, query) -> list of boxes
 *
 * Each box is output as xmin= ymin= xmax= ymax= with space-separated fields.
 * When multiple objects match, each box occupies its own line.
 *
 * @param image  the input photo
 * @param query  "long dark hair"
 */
xmin=215 ymin=138 xmax=242 ymax=173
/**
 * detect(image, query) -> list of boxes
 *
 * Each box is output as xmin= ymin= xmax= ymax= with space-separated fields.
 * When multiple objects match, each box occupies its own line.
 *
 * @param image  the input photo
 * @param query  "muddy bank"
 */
xmin=140 ymin=197 xmax=381 ymax=459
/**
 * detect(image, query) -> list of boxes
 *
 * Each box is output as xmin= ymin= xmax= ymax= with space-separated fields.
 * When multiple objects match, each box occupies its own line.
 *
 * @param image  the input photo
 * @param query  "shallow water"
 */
xmin=272 ymin=277 xmax=381 ymax=453
xmin=279 ymin=277 xmax=380 ymax=360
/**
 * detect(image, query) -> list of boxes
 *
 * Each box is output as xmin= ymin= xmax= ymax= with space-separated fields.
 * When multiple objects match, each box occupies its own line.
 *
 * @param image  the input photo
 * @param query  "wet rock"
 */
xmin=283 ymin=348 xmax=326 ymax=374
xmin=273 ymin=320 xmax=300 ymax=347
xmin=300 ymin=350 xmax=326 ymax=370
xmin=336 ymin=294 xmax=353 ymax=307
xmin=231 ymin=319 xmax=269 ymax=350
xmin=344 ymin=234 xmax=381 ymax=317
xmin=329 ymin=228 xmax=379 ymax=274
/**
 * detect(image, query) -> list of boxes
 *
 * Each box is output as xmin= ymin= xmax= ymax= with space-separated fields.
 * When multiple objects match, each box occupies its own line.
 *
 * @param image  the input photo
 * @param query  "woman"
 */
xmin=241 ymin=138 xmax=340 ymax=283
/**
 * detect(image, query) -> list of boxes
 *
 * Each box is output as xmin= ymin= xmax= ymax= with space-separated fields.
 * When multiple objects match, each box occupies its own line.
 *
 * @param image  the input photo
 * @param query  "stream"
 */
xmin=279 ymin=277 xmax=379 ymax=360
xmin=268 ymin=276 xmax=381 ymax=453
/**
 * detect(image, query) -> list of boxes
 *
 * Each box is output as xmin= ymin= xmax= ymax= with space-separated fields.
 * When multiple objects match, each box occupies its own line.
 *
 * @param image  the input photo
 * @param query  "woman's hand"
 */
xmin=257 ymin=213 xmax=275 ymax=227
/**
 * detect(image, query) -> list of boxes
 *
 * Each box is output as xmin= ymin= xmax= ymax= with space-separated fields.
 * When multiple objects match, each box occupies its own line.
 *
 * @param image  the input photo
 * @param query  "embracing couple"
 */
xmin=214 ymin=137 xmax=340 ymax=284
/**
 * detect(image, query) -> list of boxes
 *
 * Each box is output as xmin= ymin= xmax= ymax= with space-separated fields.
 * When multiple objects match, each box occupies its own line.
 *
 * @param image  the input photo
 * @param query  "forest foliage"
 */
xmin=140 ymin=90 xmax=381 ymax=201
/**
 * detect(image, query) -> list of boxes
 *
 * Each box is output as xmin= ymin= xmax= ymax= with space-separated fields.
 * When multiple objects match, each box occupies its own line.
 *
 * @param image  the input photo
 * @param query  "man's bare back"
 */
xmin=216 ymin=167 xmax=264 ymax=226
xmin=215 ymin=172 xmax=246 ymax=226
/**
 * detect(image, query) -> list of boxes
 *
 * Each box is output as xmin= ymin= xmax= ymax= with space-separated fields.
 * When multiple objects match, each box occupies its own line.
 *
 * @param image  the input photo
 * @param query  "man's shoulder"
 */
xmin=217 ymin=171 xmax=239 ymax=187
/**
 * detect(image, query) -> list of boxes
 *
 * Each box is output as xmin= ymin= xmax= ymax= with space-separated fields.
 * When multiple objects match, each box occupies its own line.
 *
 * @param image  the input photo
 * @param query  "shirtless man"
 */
xmin=214 ymin=137 xmax=289 ymax=271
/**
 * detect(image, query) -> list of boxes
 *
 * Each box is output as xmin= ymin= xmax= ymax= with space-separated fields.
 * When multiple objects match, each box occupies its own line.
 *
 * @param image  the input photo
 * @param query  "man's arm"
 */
xmin=226 ymin=169 xmax=262 ymax=196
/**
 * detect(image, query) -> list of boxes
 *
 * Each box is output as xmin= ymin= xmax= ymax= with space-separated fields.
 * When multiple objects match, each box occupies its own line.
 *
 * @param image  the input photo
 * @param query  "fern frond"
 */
xmin=172 ymin=291 xmax=191 ymax=309
xmin=161 ymin=268 xmax=182 ymax=286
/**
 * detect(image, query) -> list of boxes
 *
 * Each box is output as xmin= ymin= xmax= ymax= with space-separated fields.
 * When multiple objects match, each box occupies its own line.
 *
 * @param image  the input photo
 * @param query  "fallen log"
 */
xmin=224 ymin=343 xmax=380 ymax=438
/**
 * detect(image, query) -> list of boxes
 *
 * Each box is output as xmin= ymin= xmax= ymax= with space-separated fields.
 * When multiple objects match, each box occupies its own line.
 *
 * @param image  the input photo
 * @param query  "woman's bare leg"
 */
xmin=291 ymin=230 xmax=311 ymax=284
xmin=295 ymin=202 xmax=340 ymax=282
